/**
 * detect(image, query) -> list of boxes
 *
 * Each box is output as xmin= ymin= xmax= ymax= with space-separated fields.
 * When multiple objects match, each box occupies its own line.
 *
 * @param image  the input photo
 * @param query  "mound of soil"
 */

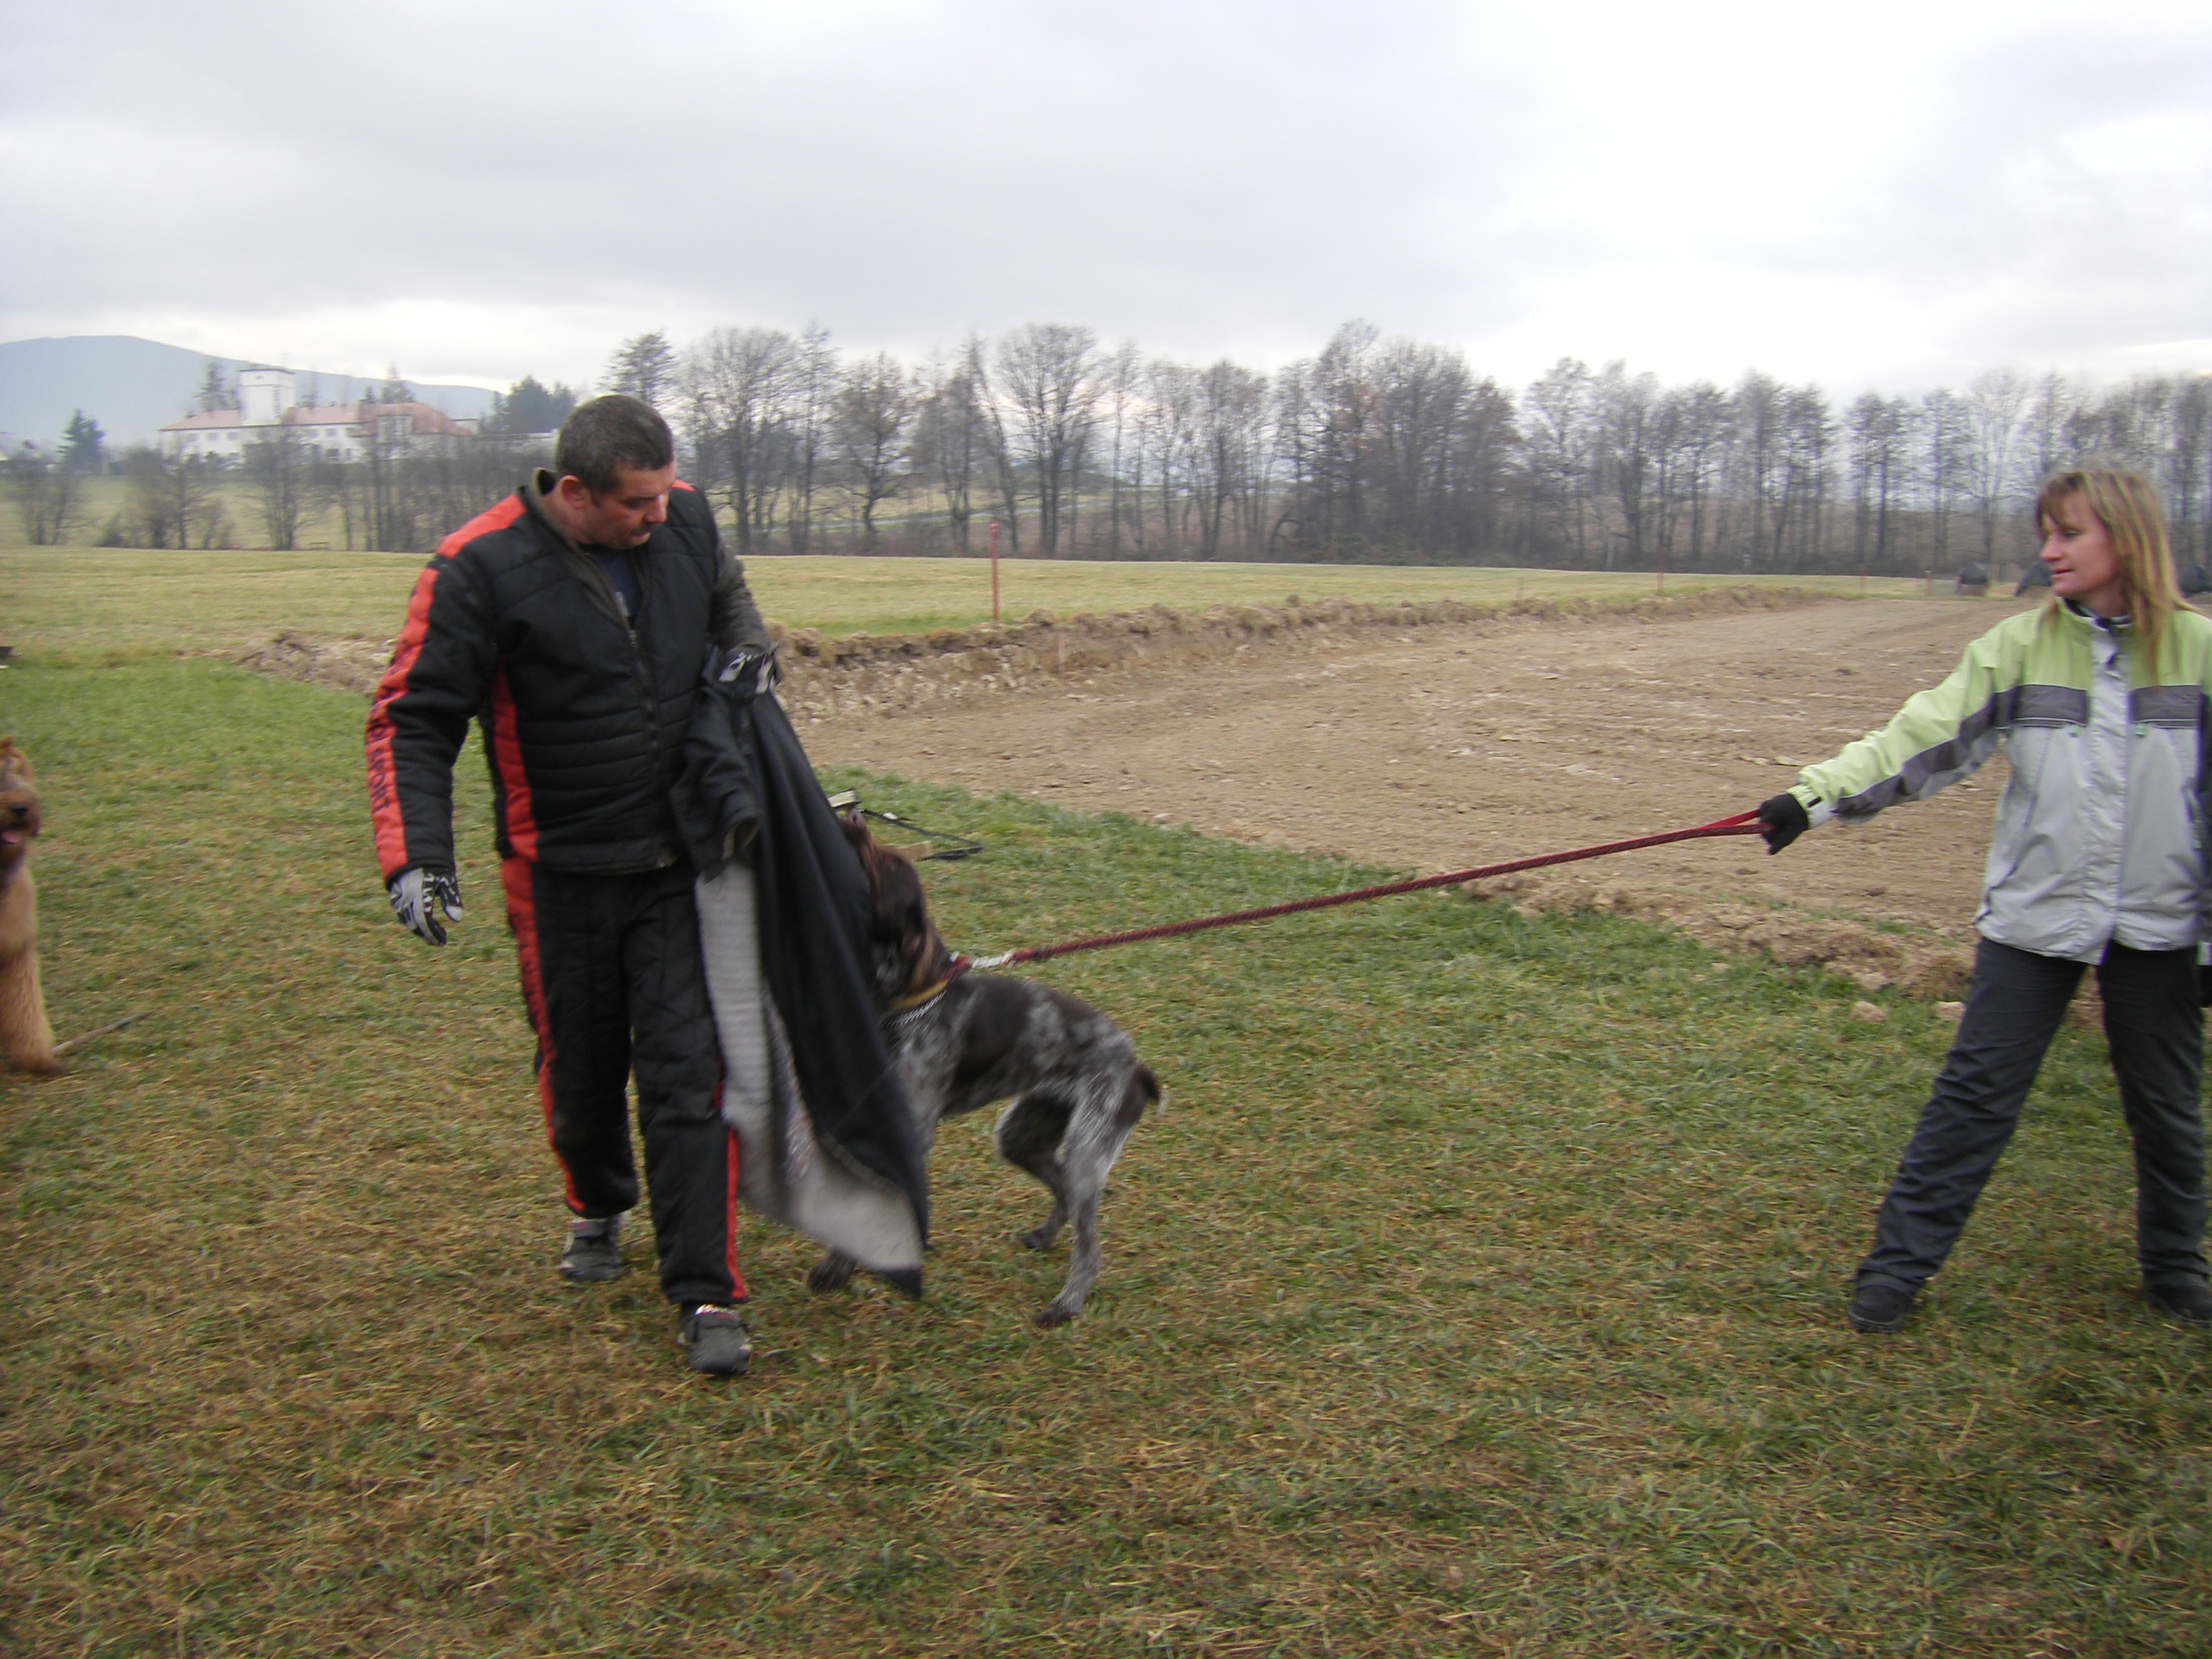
xmin=233 ymin=631 xmax=393 ymax=696
xmin=236 ymin=586 xmax=2059 ymax=1006
xmin=768 ymin=584 xmax=1835 ymax=723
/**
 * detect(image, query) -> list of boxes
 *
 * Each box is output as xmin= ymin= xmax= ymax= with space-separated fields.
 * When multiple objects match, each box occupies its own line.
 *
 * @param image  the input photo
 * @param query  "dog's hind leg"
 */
xmin=994 ymin=1089 xmax=1074 ymax=1250
xmin=1019 ymin=1199 xmax=1068 ymax=1253
xmin=807 ymin=1249 xmax=858 ymax=1293
xmin=1032 ymin=1069 xmax=1154 ymax=1326
xmin=1034 ymin=1177 xmax=1104 ymax=1327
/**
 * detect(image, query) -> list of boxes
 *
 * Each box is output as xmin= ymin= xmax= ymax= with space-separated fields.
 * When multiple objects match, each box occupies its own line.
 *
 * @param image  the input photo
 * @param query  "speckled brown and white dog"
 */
xmin=0 ymin=737 xmax=58 ymax=1074
xmin=817 ymin=815 xmax=1159 ymax=1326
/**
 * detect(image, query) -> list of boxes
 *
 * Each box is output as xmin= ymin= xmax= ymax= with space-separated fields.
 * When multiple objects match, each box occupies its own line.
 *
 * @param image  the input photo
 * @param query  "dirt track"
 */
xmin=806 ymin=595 xmax=2040 ymax=993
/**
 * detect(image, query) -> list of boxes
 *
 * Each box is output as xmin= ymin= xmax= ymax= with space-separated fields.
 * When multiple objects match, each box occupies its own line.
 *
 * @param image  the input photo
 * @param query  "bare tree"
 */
xmin=1848 ymin=393 xmax=1916 ymax=572
xmin=1963 ymin=368 xmax=2030 ymax=566
xmin=1190 ymin=359 xmax=1269 ymax=559
xmin=686 ymin=327 xmax=799 ymax=557
xmin=245 ymin=426 xmax=311 ymax=549
xmin=832 ymin=353 xmax=917 ymax=547
xmin=2168 ymin=376 xmax=2212 ymax=567
xmin=1593 ymin=361 xmax=1657 ymax=567
xmin=1096 ymin=344 xmax=1143 ymax=557
xmin=2018 ymin=372 xmax=2080 ymax=487
xmin=1522 ymin=357 xmax=1594 ymax=562
xmin=1140 ymin=359 xmax=1197 ymax=554
xmin=965 ymin=334 xmax=1023 ymax=553
xmin=996 ymin=323 xmax=1102 ymax=557
xmin=783 ymin=326 xmax=835 ymax=554
xmin=121 ymin=446 xmax=222 ymax=548
xmin=6 ymin=453 xmax=82 ymax=544
xmin=1919 ymin=387 xmax=1973 ymax=570
xmin=912 ymin=351 xmax=985 ymax=553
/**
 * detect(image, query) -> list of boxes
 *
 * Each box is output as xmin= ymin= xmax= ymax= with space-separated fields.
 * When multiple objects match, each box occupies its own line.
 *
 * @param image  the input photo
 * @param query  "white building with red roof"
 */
xmin=160 ymin=369 xmax=478 ymax=463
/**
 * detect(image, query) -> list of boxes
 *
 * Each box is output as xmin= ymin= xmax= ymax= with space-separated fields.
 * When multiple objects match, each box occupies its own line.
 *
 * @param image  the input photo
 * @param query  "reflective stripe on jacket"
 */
xmin=1789 ymin=601 xmax=2212 ymax=963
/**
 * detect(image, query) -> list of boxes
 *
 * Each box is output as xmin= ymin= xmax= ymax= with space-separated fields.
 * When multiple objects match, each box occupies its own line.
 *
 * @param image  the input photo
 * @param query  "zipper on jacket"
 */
xmin=521 ymin=477 xmax=677 ymax=866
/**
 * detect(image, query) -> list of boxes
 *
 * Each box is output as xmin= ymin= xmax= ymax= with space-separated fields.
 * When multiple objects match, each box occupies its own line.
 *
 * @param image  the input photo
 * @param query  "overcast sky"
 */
xmin=4 ymin=0 xmax=2207 ymax=396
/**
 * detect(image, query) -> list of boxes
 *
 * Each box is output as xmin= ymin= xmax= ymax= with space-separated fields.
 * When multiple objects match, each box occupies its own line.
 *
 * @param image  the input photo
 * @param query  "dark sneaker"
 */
xmin=2146 ymin=1279 xmax=2212 ymax=1328
xmin=557 ymin=1213 xmax=625 ymax=1284
xmin=680 ymin=1305 xmax=753 ymax=1376
xmin=1848 ymin=1280 xmax=1917 ymax=1334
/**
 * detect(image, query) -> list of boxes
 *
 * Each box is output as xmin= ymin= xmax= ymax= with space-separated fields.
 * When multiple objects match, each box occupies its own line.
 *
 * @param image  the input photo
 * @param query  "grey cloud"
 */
xmin=1 ymin=0 xmax=1535 ymax=362
xmin=4 ymin=0 xmax=2206 ymax=385
xmin=1804 ymin=21 xmax=2212 ymax=361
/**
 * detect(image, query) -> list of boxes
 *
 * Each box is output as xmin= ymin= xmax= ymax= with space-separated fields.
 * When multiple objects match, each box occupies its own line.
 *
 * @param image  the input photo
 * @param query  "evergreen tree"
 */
xmin=59 ymin=410 xmax=106 ymax=474
xmin=603 ymin=331 xmax=675 ymax=407
xmin=493 ymin=375 xmax=580 ymax=433
xmin=194 ymin=360 xmax=238 ymax=414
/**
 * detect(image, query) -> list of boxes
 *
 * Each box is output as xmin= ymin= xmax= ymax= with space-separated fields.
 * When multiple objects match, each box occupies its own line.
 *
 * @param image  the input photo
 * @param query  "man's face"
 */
xmin=557 ymin=463 xmax=676 ymax=549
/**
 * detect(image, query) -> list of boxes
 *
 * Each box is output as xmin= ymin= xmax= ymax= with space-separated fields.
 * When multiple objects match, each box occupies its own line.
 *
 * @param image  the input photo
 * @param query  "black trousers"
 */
xmin=500 ymin=857 xmax=744 ymax=1309
xmin=1858 ymin=936 xmax=2209 ymax=1295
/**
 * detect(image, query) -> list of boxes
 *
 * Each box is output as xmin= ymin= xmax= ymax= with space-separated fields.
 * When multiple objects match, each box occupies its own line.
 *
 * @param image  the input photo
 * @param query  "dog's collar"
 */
xmin=884 ymin=954 xmax=972 ymax=1015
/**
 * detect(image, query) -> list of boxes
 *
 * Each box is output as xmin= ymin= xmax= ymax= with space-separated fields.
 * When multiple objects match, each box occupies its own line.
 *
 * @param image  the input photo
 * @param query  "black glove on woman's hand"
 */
xmin=1755 ymin=793 xmax=1810 ymax=855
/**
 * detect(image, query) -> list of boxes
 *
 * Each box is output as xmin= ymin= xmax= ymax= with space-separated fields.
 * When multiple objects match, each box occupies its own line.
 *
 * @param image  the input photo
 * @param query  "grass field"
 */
xmin=2 ymin=570 xmax=2208 ymax=1655
xmin=1 ymin=545 xmax=1926 ymax=657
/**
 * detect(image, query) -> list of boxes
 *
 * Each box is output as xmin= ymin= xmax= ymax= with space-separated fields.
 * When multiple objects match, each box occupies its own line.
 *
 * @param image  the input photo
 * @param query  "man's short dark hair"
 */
xmin=555 ymin=395 xmax=675 ymax=497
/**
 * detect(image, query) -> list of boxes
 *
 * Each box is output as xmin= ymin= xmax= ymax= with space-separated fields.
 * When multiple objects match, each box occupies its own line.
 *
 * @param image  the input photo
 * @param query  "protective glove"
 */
xmin=1755 ymin=793 xmax=1810 ymax=855
xmin=389 ymin=865 xmax=463 ymax=945
xmin=715 ymin=642 xmax=779 ymax=695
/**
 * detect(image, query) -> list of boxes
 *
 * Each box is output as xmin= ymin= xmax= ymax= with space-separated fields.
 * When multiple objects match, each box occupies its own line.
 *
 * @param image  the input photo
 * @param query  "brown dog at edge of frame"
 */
xmin=0 ymin=737 xmax=59 ymax=1074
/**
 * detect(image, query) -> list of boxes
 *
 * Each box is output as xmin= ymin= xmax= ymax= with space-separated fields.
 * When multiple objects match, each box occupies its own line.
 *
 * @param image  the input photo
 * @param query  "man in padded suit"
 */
xmin=365 ymin=394 xmax=770 ymax=1375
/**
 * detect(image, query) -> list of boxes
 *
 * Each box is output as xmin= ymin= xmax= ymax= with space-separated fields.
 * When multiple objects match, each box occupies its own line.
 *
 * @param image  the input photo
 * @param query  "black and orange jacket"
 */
xmin=365 ymin=472 xmax=769 ymax=881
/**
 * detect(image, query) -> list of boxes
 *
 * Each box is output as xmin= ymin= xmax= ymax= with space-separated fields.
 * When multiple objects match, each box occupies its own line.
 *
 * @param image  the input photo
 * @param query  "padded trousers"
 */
xmin=1857 ymin=936 xmax=2208 ymax=1296
xmin=501 ymin=857 xmax=745 ymax=1309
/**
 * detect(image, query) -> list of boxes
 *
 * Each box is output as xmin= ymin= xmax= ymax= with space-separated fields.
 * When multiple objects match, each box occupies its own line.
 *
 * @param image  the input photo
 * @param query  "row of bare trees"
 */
xmin=14 ymin=322 xmax=2206 ymax=567
xmin=4 ymin=428 xmax=548 ymax=553
xmin=626 ymin=320 xmax=2212 ymax=573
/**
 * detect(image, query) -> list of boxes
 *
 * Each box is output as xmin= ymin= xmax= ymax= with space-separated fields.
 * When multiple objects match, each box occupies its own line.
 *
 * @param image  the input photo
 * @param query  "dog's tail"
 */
xmin=1130 ymin=1064 xmax=1164 ymax=1121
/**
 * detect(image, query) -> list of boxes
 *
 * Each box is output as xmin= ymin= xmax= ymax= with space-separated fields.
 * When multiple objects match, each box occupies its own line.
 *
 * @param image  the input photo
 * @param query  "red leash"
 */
xmin=966 ymin=811 xmax=1765 ymax=969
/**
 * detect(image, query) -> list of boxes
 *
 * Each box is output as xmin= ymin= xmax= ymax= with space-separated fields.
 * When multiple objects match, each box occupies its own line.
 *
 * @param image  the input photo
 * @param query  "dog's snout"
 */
xmin=6 ymin=803 xmax=27 ymax=821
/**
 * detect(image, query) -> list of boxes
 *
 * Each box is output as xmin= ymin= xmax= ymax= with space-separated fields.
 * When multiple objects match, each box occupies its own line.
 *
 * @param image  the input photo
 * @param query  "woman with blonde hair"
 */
xmin=1755 ymin=466 xmax=2212 ymax=1333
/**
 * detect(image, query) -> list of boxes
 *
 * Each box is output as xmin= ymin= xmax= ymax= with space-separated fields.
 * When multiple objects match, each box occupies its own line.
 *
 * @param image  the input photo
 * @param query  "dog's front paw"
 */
xmin=806 ymin=1252 xmax=856 ymax=1294
xmin=1031 ymin=1301 xmax=1078 ymax=1328
xmin=1017 ymin=1225 xmax=1057 ymax=1251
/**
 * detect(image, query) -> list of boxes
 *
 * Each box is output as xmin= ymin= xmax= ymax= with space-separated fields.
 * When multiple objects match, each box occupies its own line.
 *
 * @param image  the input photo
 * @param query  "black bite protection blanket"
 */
xmin=677 ymin=649 xmax=928 ymax=1290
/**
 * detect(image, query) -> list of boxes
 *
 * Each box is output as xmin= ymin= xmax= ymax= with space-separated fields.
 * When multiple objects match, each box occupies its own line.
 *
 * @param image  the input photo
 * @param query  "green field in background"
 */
xmin=2 ymin=545 xmax=1930 ymax=655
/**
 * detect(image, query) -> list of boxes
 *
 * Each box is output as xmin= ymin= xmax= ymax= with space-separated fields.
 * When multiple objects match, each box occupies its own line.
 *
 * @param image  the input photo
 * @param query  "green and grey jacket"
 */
xmin=1789 ymin=601 xmax=2212 ymax=963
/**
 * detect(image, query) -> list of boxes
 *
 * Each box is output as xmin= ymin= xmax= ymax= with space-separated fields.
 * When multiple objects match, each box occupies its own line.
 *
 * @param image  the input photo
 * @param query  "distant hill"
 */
xmin=0 ymin=336 xmax=502 ymax=449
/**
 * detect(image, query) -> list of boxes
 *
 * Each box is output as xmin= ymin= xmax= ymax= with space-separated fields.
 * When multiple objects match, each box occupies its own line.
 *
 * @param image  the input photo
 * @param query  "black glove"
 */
xmin=715 ymin=642 xmax=779 ymax=694
xmin=1755 ymin=793 xmax=1810 ymax=855
xmin=389 ymin=866 xmax=463 ymax=945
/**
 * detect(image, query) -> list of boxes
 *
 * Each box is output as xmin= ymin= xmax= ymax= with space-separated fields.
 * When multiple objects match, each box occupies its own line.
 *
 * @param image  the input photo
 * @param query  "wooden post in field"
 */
xmin=989 ymin=518 xmax=1000 ymax=624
